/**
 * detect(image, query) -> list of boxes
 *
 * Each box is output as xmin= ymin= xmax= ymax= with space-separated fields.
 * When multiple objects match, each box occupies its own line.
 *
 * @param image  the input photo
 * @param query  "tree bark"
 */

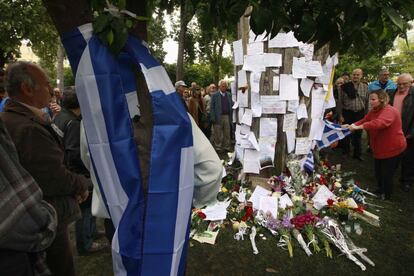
xmin=176 ymin=0 xmax=188 ymax=81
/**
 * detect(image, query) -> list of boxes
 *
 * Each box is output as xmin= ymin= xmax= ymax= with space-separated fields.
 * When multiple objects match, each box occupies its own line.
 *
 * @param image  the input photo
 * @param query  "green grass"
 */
xmin=74 ymin=145 xmax=414 ymax=276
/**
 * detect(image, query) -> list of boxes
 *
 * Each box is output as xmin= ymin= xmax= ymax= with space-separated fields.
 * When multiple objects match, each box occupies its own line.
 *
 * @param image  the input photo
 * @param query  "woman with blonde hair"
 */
xmin=345 ymin=89 xmax=406 ymax=200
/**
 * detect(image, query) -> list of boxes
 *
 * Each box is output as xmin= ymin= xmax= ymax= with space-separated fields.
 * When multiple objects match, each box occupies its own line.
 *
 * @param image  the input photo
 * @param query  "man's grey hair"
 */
xmin=379 ymin=68 xmax=389 ymax=76
xmin=5 ymin=61 xmax=36 ymax=97
xmin=398 ymin=73 xmax=413 ymax=82
xmin=218 ymin=79 xmax=227 ymax=86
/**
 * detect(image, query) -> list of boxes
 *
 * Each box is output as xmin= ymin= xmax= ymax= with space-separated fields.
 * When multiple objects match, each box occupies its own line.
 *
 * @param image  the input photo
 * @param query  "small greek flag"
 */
xmin=303 ymin=152 xmax=314 ymax=173
xmin=62 ymin=23 xmax=193 ymax=276
xmin=316 ymin=120 xmax=351 ymax=149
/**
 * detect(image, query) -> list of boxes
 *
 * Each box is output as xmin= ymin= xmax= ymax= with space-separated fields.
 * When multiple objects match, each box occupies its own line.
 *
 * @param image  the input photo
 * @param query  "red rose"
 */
xmin=197 ymin=212 xmax=206 ymax=219
xmin=241 ymin=206 xmax=253 ymax=222
xmin=327 ymin=198 xmax=334 ymax=207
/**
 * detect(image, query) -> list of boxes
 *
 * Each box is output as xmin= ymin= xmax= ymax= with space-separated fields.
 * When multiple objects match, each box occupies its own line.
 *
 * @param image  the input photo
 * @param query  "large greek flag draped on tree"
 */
xmin=62 ymin=23 xmax=194 ymax=276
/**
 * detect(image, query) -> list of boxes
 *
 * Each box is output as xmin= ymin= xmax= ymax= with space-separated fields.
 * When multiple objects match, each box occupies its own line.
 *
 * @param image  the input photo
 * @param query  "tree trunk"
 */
xmin=56 ymin=40 xmax=64 ymax=91
xmin=176 ymin=0 xmax=188 ymax=81
xmin=42 ymin=0 xmax=153 ymax=189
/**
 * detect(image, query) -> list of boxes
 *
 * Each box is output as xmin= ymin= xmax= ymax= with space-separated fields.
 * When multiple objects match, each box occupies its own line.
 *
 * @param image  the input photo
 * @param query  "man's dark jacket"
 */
xmin=1 ymin=100 xmax=90 ymax=225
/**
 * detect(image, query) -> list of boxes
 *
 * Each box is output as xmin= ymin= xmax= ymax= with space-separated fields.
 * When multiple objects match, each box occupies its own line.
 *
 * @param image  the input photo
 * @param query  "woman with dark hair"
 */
xmin=344 ymin=89 xmax=406 ymax=200
xmin=188 ymin=87 xmax=207 ymax=131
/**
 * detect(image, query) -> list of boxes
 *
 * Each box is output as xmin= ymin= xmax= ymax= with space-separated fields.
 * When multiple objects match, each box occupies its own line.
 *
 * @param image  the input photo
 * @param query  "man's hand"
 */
xmin=49 ymin=102 xmax=61 ymax=115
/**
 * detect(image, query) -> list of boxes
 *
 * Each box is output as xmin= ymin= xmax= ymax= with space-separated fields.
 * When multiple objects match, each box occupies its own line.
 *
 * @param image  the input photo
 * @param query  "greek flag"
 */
xmin=303 ymin=152 xmax=314 ymax=173
xmin=62 ymin=23 xmax=194 ymax=276
xmin=316 ymin=120 xmax=351 ymax=149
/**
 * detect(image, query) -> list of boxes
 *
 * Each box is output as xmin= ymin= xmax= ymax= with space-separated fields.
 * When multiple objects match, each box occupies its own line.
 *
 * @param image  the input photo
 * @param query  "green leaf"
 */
xmin=384 ymin=7 xmax=405 ymax=31
xmin=107 ymin=29 xmax=114 ymax=45
xmin=118 ymin=0 xmax=126 ymax=10
xmin=94 ymin=13 xmax=112 ymax=34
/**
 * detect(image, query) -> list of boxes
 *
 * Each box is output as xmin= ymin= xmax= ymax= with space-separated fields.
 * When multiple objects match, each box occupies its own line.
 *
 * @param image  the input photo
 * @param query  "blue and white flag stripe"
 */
xmin=303 ymin=152 xmax=315 ymax=173
xmin=316 ymin=120 xmax=351 ymax=149
xmin=62 ymin=23 xmax=194 ymax=276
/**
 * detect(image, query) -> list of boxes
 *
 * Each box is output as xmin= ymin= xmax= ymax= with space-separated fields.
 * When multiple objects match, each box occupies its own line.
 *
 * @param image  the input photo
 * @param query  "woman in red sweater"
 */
xmin=345 ymin=89 xmax=406 ymax=200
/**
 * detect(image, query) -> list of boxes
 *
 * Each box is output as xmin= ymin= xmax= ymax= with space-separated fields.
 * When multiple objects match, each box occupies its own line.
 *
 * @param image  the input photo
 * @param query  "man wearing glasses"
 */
xmin=390 ymin=73 xmax=414 ymax=192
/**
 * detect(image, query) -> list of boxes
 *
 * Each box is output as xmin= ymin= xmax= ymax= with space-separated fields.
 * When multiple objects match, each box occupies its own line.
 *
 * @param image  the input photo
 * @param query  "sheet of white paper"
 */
xmin=231 ymin=82 xmax=237 ymax=101
xmin=326 ymin=86 xmax=336 ymax=109
xmin=272 ymin=76 xmax=280 ymax=91
xmin=249 ymin=185 xmax=272 ymax=209
xmin=279 ymin=194 xmax=294 ymax=209
xmin=222 ymin=165 xmax=227 ymax=178
xmin=283 ymin=113 xmax=297 ymax=131
xmin=235 ymin=145 xmax=244 ymax=161
xmin=311 ymin=87 xmax=327 ymax=119
xmin=268 ymin=31 xmax=300 ymax=48
xmin=306 ymin=60 xmax=324 ymax=77
xmin=286 ymin=130 xmax=296 ymax=153
xmin=309 ymin=118 xmax=325 ymax=141
xmin=233 ymin=39 xmax=244 ymax=66
xmin=261 ymin=95 xmax=286 ymax=114
xmin=238 ymin=89 xmax=249 ymax=108
xmin=249 ymin=30 xmax=268 ymax=43
xmin=315 ymin=56 xmax=334 ymax=84
xmin=299 ymin=43 xmax=314 ymax=61
xmin=312 ymin=185 xmax=336 ymax=210
xmin=240 ymin=123 xmax=250 ymax=136
xmin=300 ymin=78 xmax=314 ymax=97
xmin=260 ymin=118 xmax=278 ymax=137
xmin=238 ymin=108 xmax=245 ymax=124
xmin=202 ymin=200 xmax=231 ymax=221
xmin=259 ymin=196 xmax=278 ymax=218
xmin=247 ymin=42 xmax=264 ymax=55
xmin=243 ymin=149 xmax=261 ymax=174
xmin=232 ymin=101 xmax=239 ymax=109
xmin=297 ymin=103 xmax=308 ymax=119
xmin=292 ymin=57 xmax=308 ymax=79
xmin=243 ymin=54 xmax=265 ymax=72
xmin=259 ymin=136 xmax=276 ymax=169
xmin=279 ymin=74 xmax=299 ymax=101
xmin=288 ymin=100 xmax=299 ymax=112
xmin=252 ymin=104 xmax=262 ymax=117
xmin=250 ymin=72 xmax=261 ymax=93
xmin=251 ymin=92 xmax=262 ymax=117
xmin=238 ymin=70 xmax=248 ymax=88
xmin=248 ymin=132 xmax=260 ymax=151
xmin=241 ymin=109 xmax=253 ymax=126
xmin=263 ymin=53 xmax=282 ymax=67
xmin=295 ymin=137 xmax=312 ymax=155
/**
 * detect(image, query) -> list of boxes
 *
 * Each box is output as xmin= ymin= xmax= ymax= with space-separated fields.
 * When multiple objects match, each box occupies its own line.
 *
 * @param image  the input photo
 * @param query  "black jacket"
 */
xmin=53 ymin=108 xmax=89 ymax=176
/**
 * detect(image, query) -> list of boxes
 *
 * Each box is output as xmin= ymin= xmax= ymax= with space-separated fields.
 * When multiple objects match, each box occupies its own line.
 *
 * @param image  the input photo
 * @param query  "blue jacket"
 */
xmin=368 ymin=80 xmax=397 ymax=93
xmin=210 ymin=91 xmax=233 ymax=123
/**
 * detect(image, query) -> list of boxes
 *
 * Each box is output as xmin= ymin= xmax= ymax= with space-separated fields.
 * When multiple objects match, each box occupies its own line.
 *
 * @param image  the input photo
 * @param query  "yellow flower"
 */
xmin=221 ymin=187 xmax=228 ymax=193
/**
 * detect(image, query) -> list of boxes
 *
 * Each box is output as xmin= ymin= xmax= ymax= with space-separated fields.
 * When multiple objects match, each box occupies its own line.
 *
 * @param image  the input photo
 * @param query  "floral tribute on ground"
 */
xmin=190 ymin=157 xmax=380 ymax=271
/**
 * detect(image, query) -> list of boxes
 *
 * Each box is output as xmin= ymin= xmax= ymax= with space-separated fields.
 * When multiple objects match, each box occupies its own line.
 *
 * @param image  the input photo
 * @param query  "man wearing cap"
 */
xmin=175 ymin=80 xmax=188 ymax=110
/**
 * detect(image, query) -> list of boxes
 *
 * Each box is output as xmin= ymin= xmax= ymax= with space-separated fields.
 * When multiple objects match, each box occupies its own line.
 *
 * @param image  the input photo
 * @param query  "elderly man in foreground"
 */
xmin=389 ymin=73 xmax=414 ymax=192
xmin=1 ymin=61 xmax=91 ymax=276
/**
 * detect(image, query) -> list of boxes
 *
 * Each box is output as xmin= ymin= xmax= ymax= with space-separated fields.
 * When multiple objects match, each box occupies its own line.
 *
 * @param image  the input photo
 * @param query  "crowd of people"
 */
xmin=331 ymin=68 xmax=413 ymax=200
xmin=0 ymin=60 xmax=412 ymax=275
xmin=174 ymin=80 xmax=233 ymax=154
